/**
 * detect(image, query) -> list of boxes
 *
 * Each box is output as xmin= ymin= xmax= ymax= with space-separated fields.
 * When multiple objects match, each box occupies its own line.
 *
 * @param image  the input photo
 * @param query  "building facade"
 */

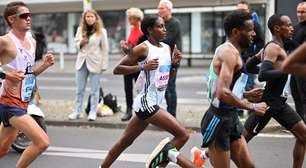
xmin=0 ymin=0 xmax=277 ymax=54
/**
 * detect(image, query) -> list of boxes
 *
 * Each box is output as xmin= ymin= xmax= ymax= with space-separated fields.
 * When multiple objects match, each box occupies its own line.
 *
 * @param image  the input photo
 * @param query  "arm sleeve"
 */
xmin=245 ymin=56 xmax=261 ymax=74
xmin=258 ymin=60 xmax=284 ymax=81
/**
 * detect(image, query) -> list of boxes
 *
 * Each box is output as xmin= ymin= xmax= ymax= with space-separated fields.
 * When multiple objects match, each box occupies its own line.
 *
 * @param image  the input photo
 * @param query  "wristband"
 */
xmin=140 ymin=64 xmax=145 ymax=71
xmin=251 ymin=103 xmax=256 ymax=111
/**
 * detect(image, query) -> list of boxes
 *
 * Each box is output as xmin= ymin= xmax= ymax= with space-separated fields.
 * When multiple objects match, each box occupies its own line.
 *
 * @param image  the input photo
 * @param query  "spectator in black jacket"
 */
xmin=158 ymin=0 xmax=182 ymax=118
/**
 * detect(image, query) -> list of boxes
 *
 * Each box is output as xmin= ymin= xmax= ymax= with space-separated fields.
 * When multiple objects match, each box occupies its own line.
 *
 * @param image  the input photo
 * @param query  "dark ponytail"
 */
xmin=138 ymin=15 xmax=159 ymax=44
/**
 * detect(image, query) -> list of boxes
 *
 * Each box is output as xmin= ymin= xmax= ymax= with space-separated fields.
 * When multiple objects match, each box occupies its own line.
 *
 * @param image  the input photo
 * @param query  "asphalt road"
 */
xmin=0 ymin=126 xmax=301 ymax=168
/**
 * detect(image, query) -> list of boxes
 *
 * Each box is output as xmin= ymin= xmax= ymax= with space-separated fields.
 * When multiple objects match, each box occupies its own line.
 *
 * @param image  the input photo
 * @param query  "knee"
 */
xmin=35 ymin=137 xmax=50 ymax=152
xmin=296 ymin=129 xmax=306 ymax=143
xmin=246 ymin=161 xmax=256 ymax=168
xmin=179 ymin=130 xmax=190 ymax=144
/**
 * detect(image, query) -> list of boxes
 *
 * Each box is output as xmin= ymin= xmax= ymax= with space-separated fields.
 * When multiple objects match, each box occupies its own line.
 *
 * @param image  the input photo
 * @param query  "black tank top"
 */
xmin=261 ymin=41 xmax=288 ymax=99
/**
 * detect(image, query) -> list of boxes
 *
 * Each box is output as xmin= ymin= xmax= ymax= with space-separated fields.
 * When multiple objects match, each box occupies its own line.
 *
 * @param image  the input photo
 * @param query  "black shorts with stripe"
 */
xmin=135 ymin=105 xmax=160 ymax=120
xmin=201 ymin=105 xmax=242 ymax=151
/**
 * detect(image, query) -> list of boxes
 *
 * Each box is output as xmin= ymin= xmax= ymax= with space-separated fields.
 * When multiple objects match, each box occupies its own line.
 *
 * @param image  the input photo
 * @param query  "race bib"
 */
xmin=155 ymin=65 xmax=171 ymax=91
xmin=21 ymin=74 xmax=36 ymax=102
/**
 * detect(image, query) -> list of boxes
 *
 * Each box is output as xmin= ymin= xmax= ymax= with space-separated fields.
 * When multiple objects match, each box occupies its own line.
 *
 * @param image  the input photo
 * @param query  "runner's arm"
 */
xmin=33 ymin=51 xmax=55 ymax=76
xmin=282 ymin=42 xmax=306 ymax=76
xmin=0 ymin=36 xmax=15 ymax=65
xmin=216 ymin=48 xmax=254 ymax=110
xmin=245 ymin=55 xmax=261 ymax=74
xmin=258 ymin=44 xmax=284 ymax=81
xmin=113 ymin=43 xmax=148 ymax=75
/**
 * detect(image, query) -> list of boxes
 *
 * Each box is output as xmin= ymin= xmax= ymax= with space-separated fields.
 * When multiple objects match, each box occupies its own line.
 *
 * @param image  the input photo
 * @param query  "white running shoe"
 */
xmin=88 ymin=112 xmax=97 ymax=121
xmin=68 ymin=112 xmax=84 ymax=120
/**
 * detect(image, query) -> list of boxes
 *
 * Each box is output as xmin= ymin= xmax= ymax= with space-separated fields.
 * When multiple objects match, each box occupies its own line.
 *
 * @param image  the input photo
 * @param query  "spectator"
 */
xmin=236 ymin=0 xmax=265 ymax=117
xmin=158 ymin=0 xmax=182 ymax=117
xmin=68 ymin=9 xmax=109 ymax=121
xmin=120 ymin=7 xmax=144 ymax=121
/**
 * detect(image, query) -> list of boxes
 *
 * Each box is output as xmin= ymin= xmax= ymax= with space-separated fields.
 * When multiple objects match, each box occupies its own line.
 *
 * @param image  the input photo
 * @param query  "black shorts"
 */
xmin=135 ymin=105 xmax=160 ymax=120
xmin=245 ymin=101 xmax=301 ymax=135
xmin=201 ymin=105 xmax=243 ymax=151
xmin=0 ymin=104 xmax=27 ymax=127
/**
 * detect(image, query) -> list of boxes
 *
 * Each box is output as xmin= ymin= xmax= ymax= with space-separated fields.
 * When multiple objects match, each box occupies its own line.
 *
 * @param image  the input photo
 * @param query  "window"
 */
xmin=173 ymin=13 xmax=191 ymax=53
xmin=99 ymin=10 xmax=125 ymax=54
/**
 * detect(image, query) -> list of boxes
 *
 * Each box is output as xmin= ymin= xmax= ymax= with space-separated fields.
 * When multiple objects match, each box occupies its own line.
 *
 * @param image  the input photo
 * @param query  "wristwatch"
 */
xmin=0 ymin=71 xmax=6 ymax=79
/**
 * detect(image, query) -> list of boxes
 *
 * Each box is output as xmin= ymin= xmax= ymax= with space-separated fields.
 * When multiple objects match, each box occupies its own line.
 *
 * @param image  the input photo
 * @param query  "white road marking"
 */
xmin=257 ymin=133 xmax=294 ymax=138
xmin=43 ymin=146 xmax=179 ymax=166
xmin=43 ymin=133 xmax=291 ymax=163
xmin=44 ymin=146 xmax=148 ymax=162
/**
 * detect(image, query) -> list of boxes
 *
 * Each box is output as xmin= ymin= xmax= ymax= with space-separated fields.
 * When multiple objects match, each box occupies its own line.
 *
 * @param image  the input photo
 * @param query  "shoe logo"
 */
xmin=253 ymin=122 xmax=260 ymax=134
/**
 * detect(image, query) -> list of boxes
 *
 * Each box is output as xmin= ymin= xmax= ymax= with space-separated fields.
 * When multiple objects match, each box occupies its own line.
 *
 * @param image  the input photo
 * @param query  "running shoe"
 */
xmin=146 ymin=137 xmax=175 ymax=168
xmin=68 ymin=112 xmax=84 ymax=120
xmin=190 ymin=146 xmax=206 ymax=167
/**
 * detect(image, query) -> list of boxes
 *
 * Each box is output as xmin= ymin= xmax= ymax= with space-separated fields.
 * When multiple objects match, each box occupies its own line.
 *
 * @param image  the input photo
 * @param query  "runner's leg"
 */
xmin=290 ymin=121 xmax=306 ymax=168
xmin=230 ymin=136 xmax=255 ymax=168
xmin=147 ymin=107 xmax=189 ymax=150
xmin=101 ymin=116 xmax=149 ymax=168
xmin=293 ymin=139 xmax=306 ymax=168
xmin=0 ymin=123 xmax=18 ymax=157
xmin=208 ymin=142 xmax=230 ymax=168
xmin=9 ymin=115 xmax=49 ymax=168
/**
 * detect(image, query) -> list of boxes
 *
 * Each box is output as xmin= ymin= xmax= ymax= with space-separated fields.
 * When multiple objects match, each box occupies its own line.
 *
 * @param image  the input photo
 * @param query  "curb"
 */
xmin=45 ymin=119 xmax=283 ymax=133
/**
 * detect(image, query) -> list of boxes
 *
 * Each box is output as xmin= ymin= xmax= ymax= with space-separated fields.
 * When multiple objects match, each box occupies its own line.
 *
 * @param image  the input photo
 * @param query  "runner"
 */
xmin=0 ymin=1 xmax=54 ymax=168
xmin=146 ymin=11 xmax=268 ymax=168
xmin=282 ymin=42 xmax=306 ymax=76
xmin=244 ymin=14 xmax=306 ymax=168
xmin=99 ymin=15 xmax=190 ymax=168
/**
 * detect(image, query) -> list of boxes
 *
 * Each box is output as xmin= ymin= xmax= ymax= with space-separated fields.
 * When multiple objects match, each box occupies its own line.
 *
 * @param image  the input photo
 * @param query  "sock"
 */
xmin=201 ymin=150 xmax=208 ymax=159
xmin=168 ymin=148 xmax=180 ymax=163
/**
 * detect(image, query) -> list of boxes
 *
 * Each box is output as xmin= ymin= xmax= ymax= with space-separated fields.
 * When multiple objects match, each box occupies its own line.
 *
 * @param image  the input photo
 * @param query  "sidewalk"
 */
xmin=41 ymin=99 xmax=282 ymax=133
xmin=41 ymin=54 xmax=282 ymax=133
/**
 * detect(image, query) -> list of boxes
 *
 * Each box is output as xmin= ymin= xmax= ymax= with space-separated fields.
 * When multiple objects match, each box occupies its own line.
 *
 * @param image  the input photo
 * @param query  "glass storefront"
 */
xmin=0 ymin=4 xmax=266 ymax=55
xmin=99 ymin=10 xmax=126 ymax=54
xmin=173 ymin=13 xmax=191 ymax=53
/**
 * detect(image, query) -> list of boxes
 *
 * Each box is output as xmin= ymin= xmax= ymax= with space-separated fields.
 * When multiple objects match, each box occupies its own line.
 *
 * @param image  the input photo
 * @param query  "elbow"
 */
xmin=215 ymin=88 xmax=227 ymax=102
xmin=113 ymin=67 xmax=120 ymax=75
xmin=280 ymin=62 xmax=289 ymax=73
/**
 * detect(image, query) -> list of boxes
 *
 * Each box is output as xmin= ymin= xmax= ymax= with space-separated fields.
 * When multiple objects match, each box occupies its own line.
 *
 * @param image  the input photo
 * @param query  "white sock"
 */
xmin=168 ymin=148 xmax=180 ymax=163
xmin=201 ymin=150 xmax=208 ymax=159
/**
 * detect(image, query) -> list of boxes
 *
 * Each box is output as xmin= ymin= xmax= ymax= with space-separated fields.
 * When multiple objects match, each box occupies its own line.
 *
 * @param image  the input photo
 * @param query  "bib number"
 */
xmin=21 ymin=75 xmax=36 ymax=102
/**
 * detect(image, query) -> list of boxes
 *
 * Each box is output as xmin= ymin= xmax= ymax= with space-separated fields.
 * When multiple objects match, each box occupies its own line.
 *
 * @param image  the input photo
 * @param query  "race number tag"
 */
xmin=155 ymin=65 xmax=171 ymax=91
xmin=21 ymin=74 xmax=36 ymax=102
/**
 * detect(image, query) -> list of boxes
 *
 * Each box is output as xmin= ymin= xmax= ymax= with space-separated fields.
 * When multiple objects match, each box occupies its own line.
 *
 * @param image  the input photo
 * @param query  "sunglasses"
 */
xmin=15 ymin=12 xmax=31 ymax=19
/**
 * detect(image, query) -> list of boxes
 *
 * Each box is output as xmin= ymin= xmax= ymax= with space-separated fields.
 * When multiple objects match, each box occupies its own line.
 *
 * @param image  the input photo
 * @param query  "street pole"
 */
xmin=83 ymin=0 xmax=92 ymax=11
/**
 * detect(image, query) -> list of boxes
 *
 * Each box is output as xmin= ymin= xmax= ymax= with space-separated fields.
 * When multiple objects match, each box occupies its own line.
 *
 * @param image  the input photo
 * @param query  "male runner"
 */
xmin=244 ymin=14 xmax=306 ymax=168
xmin=146 ymin=11 xmax=268 ymax=168
xmin=282 ymin=42 xmax=306 ymax=76
xmin=0 ymin=1 xmax=54 ymax=168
